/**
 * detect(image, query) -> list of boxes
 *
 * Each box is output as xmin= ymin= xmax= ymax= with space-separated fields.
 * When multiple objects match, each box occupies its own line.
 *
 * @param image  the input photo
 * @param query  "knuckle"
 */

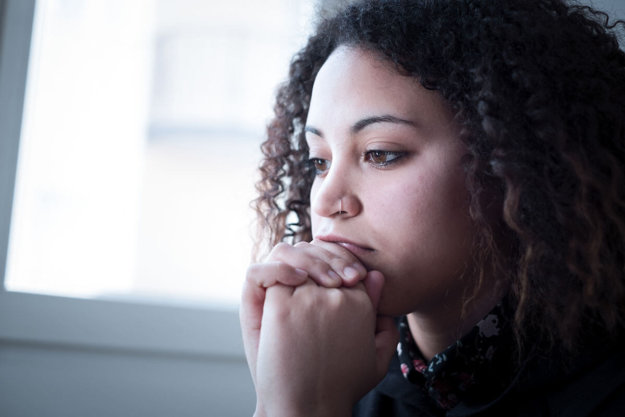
xmin=310 ymin=238 xmax=323 ymax=246
xmin=328 ymin=254 xmax=351 ymax=268
xmin=244 ymin=261 xmax=293 ymax=287
xmin=268 ymin=242 xmax=291 ymax=258
xmin=245 ymin=262 xmax=274 ymax=286
xmin=274 ymin=261 xmax=295 ymax=276
xmin=274 ymin=242 xmax=290 ymax=251
xmin=326 ymin=287 xmax=347 ymax=305
xmin=264 ymin=298 xmax=290 ymax=320
xmin=310 ymin=257 xmax=330 ymax=273
xmin=245 ymin=263 xmax=262 ymax=280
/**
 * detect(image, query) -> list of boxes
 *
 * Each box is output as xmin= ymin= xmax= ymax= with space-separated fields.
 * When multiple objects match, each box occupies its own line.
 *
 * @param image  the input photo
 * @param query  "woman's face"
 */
xmin=307 ymin=46 xmax=477 ymax=316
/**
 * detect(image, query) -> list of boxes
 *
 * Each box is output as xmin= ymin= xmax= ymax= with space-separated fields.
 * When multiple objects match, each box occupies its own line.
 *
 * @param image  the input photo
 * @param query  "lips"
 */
xmin=316 ymin=234 xmax=374 ymax=258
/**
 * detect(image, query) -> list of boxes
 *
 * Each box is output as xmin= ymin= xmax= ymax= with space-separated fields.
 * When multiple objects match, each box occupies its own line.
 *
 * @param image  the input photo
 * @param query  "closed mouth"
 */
xmin=316 ymin=235 xmax=374 ymax=256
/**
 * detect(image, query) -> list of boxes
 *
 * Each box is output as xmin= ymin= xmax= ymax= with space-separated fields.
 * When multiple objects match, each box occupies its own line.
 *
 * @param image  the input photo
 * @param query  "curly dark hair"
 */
xmin=254 ymin=0 xmax=625 ymax=355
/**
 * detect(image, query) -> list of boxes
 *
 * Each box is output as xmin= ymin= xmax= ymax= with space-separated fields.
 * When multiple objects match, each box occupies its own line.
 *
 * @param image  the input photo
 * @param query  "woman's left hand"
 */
xmin=254 ymin=271 xmax=399 ymax=417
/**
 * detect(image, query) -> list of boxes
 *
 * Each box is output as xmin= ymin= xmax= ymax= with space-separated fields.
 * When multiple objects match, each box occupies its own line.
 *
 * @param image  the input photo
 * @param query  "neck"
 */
xmin=407 ymin=289 xmax=504 ymax=361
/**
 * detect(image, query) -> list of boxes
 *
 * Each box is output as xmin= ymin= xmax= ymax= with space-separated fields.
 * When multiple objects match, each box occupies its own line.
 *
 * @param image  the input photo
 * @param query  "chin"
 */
xmin=376 ymin=294 xmax=411 ymax=317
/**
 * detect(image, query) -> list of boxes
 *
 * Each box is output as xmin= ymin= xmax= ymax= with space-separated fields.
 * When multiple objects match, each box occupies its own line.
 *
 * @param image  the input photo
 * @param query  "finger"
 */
xmin=374 ymin=315 xmax=400 ymax=380
xmin=240 ymin=262 xmax=307 ymax=384
xmin=269 ymin=241 xmax=366 ymax=287
xmin=299 ymin=240 xmax=367 ymax=285
xmin=363 ymin=270 xmax=385 ymax=310
xmin=262 ymin=282 xmax=298 ymax=321
xmin=269 ymin=242 xmax=340 ymax=287
xmin=246 ymin=261 xmax=309 ymax=288
xmin=309 ymin=239 xmax=368 ymax=285
xmin=241 ymin=262 xmax=307 ymax=339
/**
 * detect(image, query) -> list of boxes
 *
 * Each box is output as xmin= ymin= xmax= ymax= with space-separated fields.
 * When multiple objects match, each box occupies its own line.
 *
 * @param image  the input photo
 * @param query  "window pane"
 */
xmin=5 ymin=0 xmax=313 ymax=307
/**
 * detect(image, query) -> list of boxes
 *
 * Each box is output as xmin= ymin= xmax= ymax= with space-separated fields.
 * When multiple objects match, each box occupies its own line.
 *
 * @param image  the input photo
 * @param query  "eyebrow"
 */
xmin=304 ymin=126 xmax=323 ymax=137
xmin=351 ymin=115 xmax=416 ymax=133
xmin=304 ymin=114 xmax=417 ymax=138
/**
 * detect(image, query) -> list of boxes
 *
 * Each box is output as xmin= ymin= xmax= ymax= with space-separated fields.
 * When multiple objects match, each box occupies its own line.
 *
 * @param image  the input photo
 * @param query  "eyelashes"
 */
xmin=308 ymin=158 xmax=330 ymax=176
xmin=363 ymin=150 xmax=406 ymax=166
xmin=307 ymin=150 xmax=407 ymax=176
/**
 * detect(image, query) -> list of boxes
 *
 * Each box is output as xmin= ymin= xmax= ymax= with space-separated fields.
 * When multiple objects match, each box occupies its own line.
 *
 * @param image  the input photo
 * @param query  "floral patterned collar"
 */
xmin=396 ymin=303 xmax=514 ymax=410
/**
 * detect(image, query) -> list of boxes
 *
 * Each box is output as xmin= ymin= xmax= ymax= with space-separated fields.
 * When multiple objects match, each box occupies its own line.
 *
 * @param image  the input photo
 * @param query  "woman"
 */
xmin=240 ymin=0 xmax=625 ymax=415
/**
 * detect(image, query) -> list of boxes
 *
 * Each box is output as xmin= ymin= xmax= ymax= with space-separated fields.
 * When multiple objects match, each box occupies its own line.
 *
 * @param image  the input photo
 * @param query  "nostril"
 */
xmin=337 ymin=198 xmax=347 ymax=215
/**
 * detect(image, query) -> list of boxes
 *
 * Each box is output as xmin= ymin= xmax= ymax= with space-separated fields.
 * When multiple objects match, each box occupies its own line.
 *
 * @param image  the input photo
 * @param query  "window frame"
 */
xmin=0 ymin=0 xmax=244 ymax=361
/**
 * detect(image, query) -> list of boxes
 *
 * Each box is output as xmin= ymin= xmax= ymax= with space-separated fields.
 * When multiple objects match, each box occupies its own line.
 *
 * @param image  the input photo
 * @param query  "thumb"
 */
xmin=374 ymin=315 xmax=399 ymax=380
xmin=363 ymin=270 xmax=399 ymax=380
xmin=363 ymin=270 xmax=385 ymax=310
xmin=239 ymin=279 xmax=265 ymax=385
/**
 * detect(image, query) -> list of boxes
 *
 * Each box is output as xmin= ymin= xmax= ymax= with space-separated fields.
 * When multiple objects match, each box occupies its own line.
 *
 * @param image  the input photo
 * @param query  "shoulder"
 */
xmin=478 ymin=334 xmax=625 ymax=417
xmin=533 ymin=338 xmax=625 ymax=417
xmin=354 ymin=335 xmax=625 ymax=417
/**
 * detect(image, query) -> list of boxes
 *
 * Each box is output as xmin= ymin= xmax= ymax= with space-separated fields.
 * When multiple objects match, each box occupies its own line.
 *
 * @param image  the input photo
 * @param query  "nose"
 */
xmin=310 ymin=162 xmax=362 ymax=218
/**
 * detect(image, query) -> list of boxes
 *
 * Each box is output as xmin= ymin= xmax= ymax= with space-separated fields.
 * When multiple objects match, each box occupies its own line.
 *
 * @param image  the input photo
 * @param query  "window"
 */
xmin=0 ymin=0 xmax=315 ymax=364
xmin=3 ymin=0 xmax=313 ymax=308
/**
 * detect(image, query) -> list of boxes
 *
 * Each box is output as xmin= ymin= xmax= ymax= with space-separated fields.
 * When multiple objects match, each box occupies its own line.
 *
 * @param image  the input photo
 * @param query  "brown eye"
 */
xmin=309 ymin=158 xmax=330 ymax=175
xmin=367 ymin=151 xmax=390 ymax=164
xmin=364 ymin=150 xmax=405 ymax=167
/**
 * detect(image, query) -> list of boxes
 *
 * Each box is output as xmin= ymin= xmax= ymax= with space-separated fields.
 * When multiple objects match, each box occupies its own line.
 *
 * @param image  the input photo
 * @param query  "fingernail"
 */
xmin=327 ymin=269 xmax=341 ymax=283
xmin=343 ymin=266 xmax=360 ymax=280
xmin=295 ymin=268 xmax=308 ymax=278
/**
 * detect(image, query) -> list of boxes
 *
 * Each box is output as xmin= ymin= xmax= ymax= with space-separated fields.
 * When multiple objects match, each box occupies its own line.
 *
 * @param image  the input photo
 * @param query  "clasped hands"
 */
xmin=240 ymin=240 xmax=399 ymax=417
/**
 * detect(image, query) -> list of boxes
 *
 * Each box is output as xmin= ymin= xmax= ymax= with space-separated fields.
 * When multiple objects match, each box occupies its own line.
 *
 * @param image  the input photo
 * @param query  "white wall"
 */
xmin=0 ymin=292 xmax=255 ymax=417
xmin=0 ymin=343 xmax=254 ymax=417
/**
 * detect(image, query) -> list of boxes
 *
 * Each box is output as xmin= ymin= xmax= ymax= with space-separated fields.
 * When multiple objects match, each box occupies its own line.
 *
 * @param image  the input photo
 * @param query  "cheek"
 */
xmin=366 ymin=173 xmax=447 ymax=231
xmin=370 ymin=172 xmax=475 ymax=315
xmin=310 ymin=181 xmax=322 ymax=235
xmin=399 ymin=169 xmax=473 ymax=256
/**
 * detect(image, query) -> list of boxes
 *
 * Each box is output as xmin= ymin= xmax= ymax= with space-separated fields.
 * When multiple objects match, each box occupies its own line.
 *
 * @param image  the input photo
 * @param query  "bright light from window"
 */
xmin=5 ymin=0 xmax=314 ymax=308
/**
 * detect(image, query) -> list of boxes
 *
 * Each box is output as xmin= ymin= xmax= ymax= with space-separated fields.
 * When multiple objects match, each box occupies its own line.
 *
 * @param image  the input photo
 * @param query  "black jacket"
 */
xmin=353 ymin=335 xmax=625 ymax=417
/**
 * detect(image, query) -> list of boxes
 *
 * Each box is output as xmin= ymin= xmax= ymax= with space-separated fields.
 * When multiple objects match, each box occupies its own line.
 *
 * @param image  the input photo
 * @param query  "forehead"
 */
xmin=307 ymin=46 xmax=454 ymax=131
